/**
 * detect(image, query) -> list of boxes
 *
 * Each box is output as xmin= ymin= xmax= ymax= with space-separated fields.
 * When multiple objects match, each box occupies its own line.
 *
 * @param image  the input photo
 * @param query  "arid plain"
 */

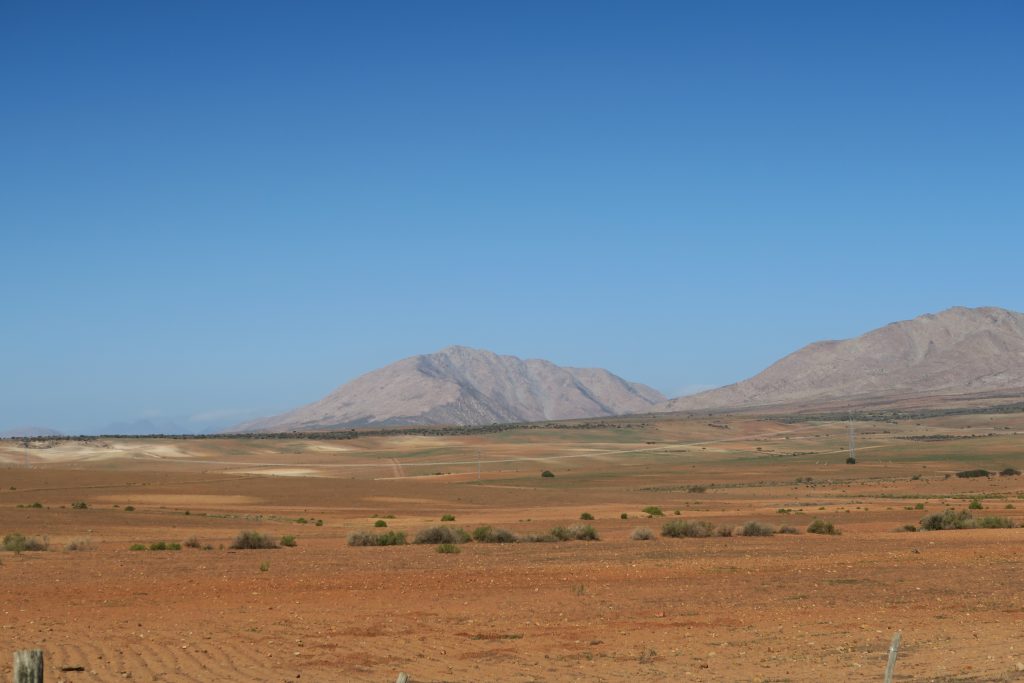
xmin=2 ymin=410 xmax=1024 ymax=682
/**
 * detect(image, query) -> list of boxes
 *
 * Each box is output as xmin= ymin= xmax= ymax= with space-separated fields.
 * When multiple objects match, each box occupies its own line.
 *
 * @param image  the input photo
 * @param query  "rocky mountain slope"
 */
xmin=659 ymin=306 xmax=1024 ymax=413
xmin=233 ymin=346 xmax=665 ymax=432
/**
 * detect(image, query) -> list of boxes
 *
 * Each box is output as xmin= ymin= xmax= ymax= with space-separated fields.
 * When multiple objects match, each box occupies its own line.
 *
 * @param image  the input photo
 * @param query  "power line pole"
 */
xmin=848 ymin=413 xmax=856 ymax=464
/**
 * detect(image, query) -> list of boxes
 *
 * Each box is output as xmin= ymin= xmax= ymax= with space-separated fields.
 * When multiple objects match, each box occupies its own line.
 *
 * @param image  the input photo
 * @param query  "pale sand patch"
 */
xmin=226 ymin=467 xmax=322 ymax=477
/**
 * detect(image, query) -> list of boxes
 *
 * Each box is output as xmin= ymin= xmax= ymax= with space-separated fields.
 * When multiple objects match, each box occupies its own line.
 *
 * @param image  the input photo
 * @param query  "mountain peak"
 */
xmin=232 ymin=349 xmax=664 ymax=432
xmin=659 ymin=306 xmax=1024 ymax=413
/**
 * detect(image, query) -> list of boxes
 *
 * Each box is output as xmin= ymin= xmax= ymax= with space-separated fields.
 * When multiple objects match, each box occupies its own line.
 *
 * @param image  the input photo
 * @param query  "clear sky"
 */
xmin=2 ymin=1 xmax=1022 ymax=434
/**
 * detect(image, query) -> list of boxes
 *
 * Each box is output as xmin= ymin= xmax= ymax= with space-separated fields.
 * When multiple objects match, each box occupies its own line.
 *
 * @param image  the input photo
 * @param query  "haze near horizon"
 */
xmin=2 ymin=2 xmax=1022 ymax=434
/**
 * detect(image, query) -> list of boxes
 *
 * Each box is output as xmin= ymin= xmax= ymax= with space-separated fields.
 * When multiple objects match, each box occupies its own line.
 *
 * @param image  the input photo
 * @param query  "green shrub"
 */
xmin=374 ymin=519 xmax=388 ymax=527
xmin=920 ymin=509 xmax=974 ymax=530
xmin=739 ymin=521 xmax=774 ymax=537
xmin=914 ymin=502 xmax=925 ymax=510
xmin=437 ymin=543 xmax=460 ymax=554
xmin=3 ymin=533 xmax=47 ymax=552
xmin=29 ymin=502 xmax=43 ymax=509
xmin=630 ymin=527 xmax=654 ymax=541
xmin=956 ymin=469 xmax=990 ymax=478
xmin=124 ymin=505 xmax=135 ymax=512
xmin=471 ymin=525 xmax=516 ymax=543
xmin=347 ymin=530 xmax=407 ymax=546
xmin=806 ymin=519 xmax=839 ymax=535
xmin=968 ymin=498 xmax=983 ymax=510
xmin=440 ymin=514 xmax=456 ymax=521
xmin=518 ymin=532 xmax=558 ymax=543
xmin=661 ymin=519 xmax=715 ymax=538
xmin=149 ymin=541 xmax=167 ymax=551
xmin=579 ymin=512 xmax=594 ymax=521
xmin=259 ymin=562 xmax=269 ymax=572
xmin=567 ymin=524 xmax=599 ymax=541
xmin=280 ymin=535 xmax=297 ymax=547
xmin=976 ymin=516 xmax=1014 ymax=529
xmin=1000 ymin=468 xmax=1021 ymax=477
xmin=541 ymin=470 xmax=555 ymax=478
xmin=549 ymin=526 xmax=572 ymax=541
xmin=230 ymin=531 xmax=278 ymax=549
xmin=129 ymin=543 xmax=146 ymax=551
xmin=716 ymin=526 xmax=733 ymax=537
xmin=415 ymin=526 xmax=470 ymax=544
xmin=620 ymin=513 xmax=628 ymax=519
xmin=184 ymin=536 xmax=201 ymax=548
xmin=314 ymin=519 xmax=324 ymax=526
xmin=642 ymin=506 xmax=664 ymax=517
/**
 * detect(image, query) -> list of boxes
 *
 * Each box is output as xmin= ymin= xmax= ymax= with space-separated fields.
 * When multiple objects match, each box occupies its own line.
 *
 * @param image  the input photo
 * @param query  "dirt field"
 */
xmin=2 ymin=411 xmax=1023 ymax=682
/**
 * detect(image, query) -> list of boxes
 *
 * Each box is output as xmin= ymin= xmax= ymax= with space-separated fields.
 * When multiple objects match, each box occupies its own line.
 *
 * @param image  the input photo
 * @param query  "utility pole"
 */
xmin=848 ymin=413 xmax=856 ymax=464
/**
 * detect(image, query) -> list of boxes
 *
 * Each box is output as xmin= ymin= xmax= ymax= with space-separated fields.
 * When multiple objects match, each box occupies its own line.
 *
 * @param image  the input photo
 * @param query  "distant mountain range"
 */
xmin=658 ymin=306 xmax=1024 ymax=413
xmin=231 ymin=345 xmax=665 ymax=432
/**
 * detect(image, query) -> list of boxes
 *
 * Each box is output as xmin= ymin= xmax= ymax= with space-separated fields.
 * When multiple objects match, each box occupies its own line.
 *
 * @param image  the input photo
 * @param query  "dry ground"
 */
xmin=1 ymin=412 xmax=1023 ymax=682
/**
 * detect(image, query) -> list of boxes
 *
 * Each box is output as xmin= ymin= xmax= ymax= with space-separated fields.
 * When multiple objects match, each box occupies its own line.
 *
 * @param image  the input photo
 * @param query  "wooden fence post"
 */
xmin=13 ymin=650 xmax=43 ymax=683
xmin=884 ymin=631 xmax=901 ymax=683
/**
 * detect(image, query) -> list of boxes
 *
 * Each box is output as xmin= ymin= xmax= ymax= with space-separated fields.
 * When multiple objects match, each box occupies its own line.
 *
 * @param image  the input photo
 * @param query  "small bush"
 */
xmin=374 ymin=520 xmax=388 ymax=527
xmin=230 ymin=531 xmax=278 ymax=550
xmin=280 ymin=535 xmax=297 ymax=547
xmin=129 ymin=543 xmax=146 ymax=551
xmin=415 ymin=526 xmax=470 ymax=545
xmin=806 ymin=519 xmax=839 ymax=535
xmin=968 ymin=498 xmax=983 ymax=510
xmin=440 ymin=514 xmax=456 ymax=521
xmin=976 ymin=516 xmax=1014 ymax=529
xmin=437 ymin=543 xmax=460 ymax=554
xmin=518 ymin=532 xmax=558 ymax=543
xmin=579 ymin=512 xmax=595 ymax=521
xmin=631 ymin=527 xmax=655 ymax=541
xmin=688 ymin=485 xmax=707 ymax=493
xmin=347 ymin=530 xmax=407 ymax=546
xmin=778 ymin=526 xmax=799 ymax=535
xmin=620 ymin=513 xmax=628 ymax=520
xmin=184 ymin=536 xmax=201 ymax=548
xmin=65 ymin=537 xmax=94 ymax=551
xmin=71 ymin=501 xmax=88 ymax=510
xmin=568 ymin=524 xmax=599 ymax=541
xmin=124 ymin=505 xmax=135 ymax=512
xmin=549 ymin=526 xmax=572 ymax=541
xmin=3 ymin=533 xmax=47 ymax=552
xmin=259 ymin=562 xmax=270 ymax=572
xmin=914 ymin=503 xmax=925 ymax=510
xmin=314 ymin=519 xmax=324 ymax=526
xmin=29 ymin=502 xmax=43 ymax=508
xmin=541 ymin=470 xmax=555 ymax=478
xmin=661 ymin=519 xmax=715 ymax=538
xmin=920 ymin=509 xmax=974 ymax=530
xmin=1000 ymin=468 xmax=1021 ymax=477
xmin=956 ymin=469 xmax=990 ymax=478
xmin=472 ymin=525 xmax=516 ymax=543
xmin=716 ymin=526 xmax=733 ymax=537
xmin=739 ymin=521 xmax=774 ymax=537
xmin=642 ymin=506 xmax=664 ymax=517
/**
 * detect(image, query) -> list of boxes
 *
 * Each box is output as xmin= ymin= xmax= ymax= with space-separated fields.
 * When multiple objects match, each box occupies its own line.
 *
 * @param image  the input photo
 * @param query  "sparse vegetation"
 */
xmin=129 ymin=543 xmax=146 ymax=551
xmin=374 ymin=519 xmax=388 ymax=527
xmin=437 ymin=543 xmax=460 ymax=554
xmin=976 ymin=516 xmax=1014 ymax=529
xmin=641 ymin=506 xmax=664 ymax=517
xmin=968 ymin=498 xmax=983 ymax=510
xmin=716 ymin=526 xmax=733 ymax=537
xmin=518 ymin=532 xmax=558 ymax=543
xmin=259 ymin=562 xmax=270 ymax=572
xmin=541 ymin=470 xmax=555 ymax=478
xmin=739 ymin=521 xmax=775 ymax=537
xmin=567 ymin=524 xmax=600 ymax=541
xmin=148 ymin=541 xmax=181 ymax=551
xmin=1000 ymin=468 xmax=1021 ymax=476
xmin=920 ymin=509 xmax=974 ymax=530
xmin=778 ymin=525 xmax=799 ymax=534
xmin=124 ymin=505 xmax=135 ymax=512
xmin=440 ymin=514 xmax=456 ymax=521
xmin=71 ymin=501 xmax=88 ymax=510
xmin=620 ymin=512 xmax=628 ymax=519
xmin=415 ymin=526 xmax=470 ymax=544
xmin=347 ymin=530 xmax=407 ymax=546
xmin=579 ymin=512 xmax=594 ymax=520
xmin=806 ymin=519 xmax=839 ymax=535
xmin=184 ymin=536 xmax=201 ymax=548
xmin=65 ymin=537 xmax=94 ymax=551
xmin=956 ymin=469 xmax=991 ymax=478
xmin=471 ymin=525 xmax=517 ymax=543
xmin=661 ymin=519 xmax=715 ymax=538
xmin=3 ymin=533 xmax=48 ymax=552
xmin=280 ymin=535 xmax=297 ymax=547
xmin=230 ymin=531 xmax=278 ymax=549
xmin=630 ymin=527 xmax=654 ymax=541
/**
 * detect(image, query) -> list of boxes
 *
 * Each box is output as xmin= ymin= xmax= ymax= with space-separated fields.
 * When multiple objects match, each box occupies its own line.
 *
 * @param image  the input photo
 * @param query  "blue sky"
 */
xmin=2 ymin=2 xmax=1022 ymax=434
